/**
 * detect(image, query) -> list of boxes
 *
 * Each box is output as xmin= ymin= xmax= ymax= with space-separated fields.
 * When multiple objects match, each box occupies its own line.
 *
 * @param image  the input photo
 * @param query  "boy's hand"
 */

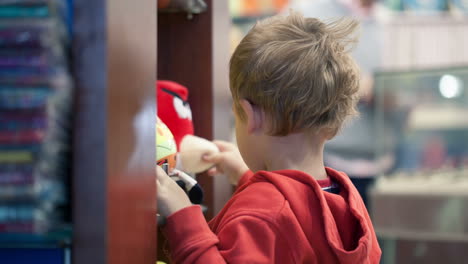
xmin=156 ymin=166 xmax=192 ymax=217
xmin=203 ymin=140 xmax=249 ymax=186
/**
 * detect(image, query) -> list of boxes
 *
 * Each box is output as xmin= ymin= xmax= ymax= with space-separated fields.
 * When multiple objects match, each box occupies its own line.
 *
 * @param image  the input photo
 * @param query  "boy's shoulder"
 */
xmin=233 ymin=180 xmax=286 ymax=214
xmin=213 ymin=179 xmax=288 ymax=228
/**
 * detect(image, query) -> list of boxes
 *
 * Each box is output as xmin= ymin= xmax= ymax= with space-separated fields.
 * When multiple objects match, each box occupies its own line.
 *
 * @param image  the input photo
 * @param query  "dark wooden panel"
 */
xmin=72 ymin=0 xmax=107 ymax=262
xmin=72 ymin=0 xmax=157 ymax=263
xmin=158 ymin=0 xmax=214 ymax=219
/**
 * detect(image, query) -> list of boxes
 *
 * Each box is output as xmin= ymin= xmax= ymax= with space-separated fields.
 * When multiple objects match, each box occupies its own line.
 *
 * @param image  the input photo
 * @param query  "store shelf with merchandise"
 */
xmin=377 ymin=12 xmax=468 ymax=25
xmin=0 ymin=1 xmax=74 ymax=261
xmin=375 ymin=3 xmax=468 ymax=24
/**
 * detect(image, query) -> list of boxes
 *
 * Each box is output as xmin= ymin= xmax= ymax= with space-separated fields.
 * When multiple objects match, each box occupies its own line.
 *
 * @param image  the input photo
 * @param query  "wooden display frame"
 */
xmin=72 ymin=0 xmax=157 ymax=263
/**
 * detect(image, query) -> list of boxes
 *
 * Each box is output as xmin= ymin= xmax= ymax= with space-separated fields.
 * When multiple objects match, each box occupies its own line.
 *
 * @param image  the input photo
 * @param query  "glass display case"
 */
xmin=374 ymin=66 xmax=468 ymax=173
xmin=371 ymin=66 xmax=468 ymax=264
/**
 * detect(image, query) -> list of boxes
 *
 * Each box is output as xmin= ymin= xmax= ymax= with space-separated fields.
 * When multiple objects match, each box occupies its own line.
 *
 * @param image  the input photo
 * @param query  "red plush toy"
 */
xmin=156 ymin=81 xmax=220 ymax=205
xmin=157 ymin=80 xmax=194 ymax=150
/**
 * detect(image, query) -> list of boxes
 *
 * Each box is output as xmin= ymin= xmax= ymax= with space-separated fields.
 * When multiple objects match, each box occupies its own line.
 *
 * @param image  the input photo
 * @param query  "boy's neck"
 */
xmin=262 ymin=132 xmax=328 ymax=180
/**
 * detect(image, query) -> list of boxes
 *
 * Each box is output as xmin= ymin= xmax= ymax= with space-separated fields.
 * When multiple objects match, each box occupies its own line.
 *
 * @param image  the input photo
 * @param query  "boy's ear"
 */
xmin=239 ymin=99 xmax=263 ymax=134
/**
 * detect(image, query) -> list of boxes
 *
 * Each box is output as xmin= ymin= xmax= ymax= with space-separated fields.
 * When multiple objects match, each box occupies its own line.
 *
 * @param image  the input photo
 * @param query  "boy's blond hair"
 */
xmin=230 ymin=11 xmax=360 ymax=137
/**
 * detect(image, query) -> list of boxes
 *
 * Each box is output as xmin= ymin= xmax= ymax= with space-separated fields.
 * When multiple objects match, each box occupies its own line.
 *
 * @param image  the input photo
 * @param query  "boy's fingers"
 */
xmin=156 ymin=166 xmax=170 ymax=184
xmin=203 ymin=152 xmax=224 ymax=163
xmin=213 ymin=140 xmax=234 ymax=151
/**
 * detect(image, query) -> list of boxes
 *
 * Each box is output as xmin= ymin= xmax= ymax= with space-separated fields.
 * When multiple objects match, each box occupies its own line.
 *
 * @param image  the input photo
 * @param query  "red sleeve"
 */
xmin=163 ymin=205 xmax=292 ymax=263
xmin=237 ymin=170 xmax=254 ymax=187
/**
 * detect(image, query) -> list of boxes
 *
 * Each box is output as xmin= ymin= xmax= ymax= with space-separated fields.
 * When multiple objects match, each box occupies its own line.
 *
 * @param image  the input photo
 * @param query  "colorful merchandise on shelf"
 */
xmin=0 ymin=0 xmax=72 ymax=236
xmin=230 ymin=0 xmax=289 ymax=18
xmin=384 ymin=0 xmax=404 ymax=11
xmin=402 ymin=0 xmax=448 ymax=12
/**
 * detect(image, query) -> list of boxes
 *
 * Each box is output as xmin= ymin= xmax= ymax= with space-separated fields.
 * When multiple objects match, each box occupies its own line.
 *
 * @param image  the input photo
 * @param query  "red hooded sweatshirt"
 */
xmin=162 ymin=167 xmax=381 ymax=263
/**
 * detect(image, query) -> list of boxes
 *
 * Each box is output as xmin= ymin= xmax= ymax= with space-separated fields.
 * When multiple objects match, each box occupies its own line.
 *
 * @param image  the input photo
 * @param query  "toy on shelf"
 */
xmin=156 ymin=117 xmax=219 ymax=204
xmin=156 ymin=116 xmax=177 ymax=170
xmin=157 ymin=80 xmax=193 ymax=150
xmin=156 ymin=81 xmax=219 ymax=204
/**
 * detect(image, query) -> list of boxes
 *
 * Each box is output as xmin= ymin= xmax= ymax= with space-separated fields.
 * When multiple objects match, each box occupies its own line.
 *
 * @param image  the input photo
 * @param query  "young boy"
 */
xmin=156 ymin=12 xmax=381 ymax=263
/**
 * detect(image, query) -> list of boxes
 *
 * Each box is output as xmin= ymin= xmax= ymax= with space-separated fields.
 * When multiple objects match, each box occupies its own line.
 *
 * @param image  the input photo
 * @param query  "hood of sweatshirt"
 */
xmin=250 ymin=167 xmax=381 ymax=263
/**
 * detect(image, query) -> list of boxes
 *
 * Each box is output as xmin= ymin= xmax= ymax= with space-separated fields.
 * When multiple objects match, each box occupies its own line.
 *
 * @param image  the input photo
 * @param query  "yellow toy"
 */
xmin=156 ymin=116 xmax=177 ymax=170
xmin=156 ymin=117 xmax=219 ymax=204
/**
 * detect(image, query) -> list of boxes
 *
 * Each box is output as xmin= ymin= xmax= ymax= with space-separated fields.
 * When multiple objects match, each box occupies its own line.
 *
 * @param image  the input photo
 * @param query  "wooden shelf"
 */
xmin=156 ymin=0 xmax=232 ymax=261
xmin=158 ymin=0 xmax=208 ymax=19
xmin=72 ymin=0 xmax=157 ymax=263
